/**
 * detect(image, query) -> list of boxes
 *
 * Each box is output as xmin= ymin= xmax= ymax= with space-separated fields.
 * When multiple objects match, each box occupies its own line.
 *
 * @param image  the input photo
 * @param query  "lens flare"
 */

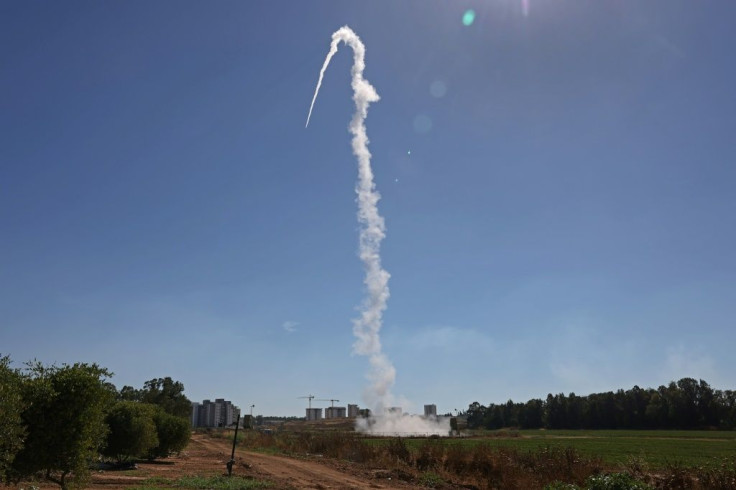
xmin=462 ymin=9 xmax=476 ymax=26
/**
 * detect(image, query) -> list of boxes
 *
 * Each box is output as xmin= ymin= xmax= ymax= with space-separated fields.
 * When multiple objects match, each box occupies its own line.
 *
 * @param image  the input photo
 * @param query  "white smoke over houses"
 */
xmin=306 ymin=26 xmax=449 ymax=436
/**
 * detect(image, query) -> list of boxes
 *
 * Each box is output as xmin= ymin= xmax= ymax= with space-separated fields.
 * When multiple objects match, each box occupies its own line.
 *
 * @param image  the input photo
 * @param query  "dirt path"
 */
xmin=241 ymin=450 xmax=407 ymax=489
xmin=66 ymin=433 xmax=414 ymax=489
xmin=192 ymin=435 xmax=410 ymax=489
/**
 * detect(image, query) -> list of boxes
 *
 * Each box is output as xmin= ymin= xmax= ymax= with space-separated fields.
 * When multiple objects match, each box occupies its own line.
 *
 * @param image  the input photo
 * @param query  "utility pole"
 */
xmin=226 ymin=413 xmax=241 ymax=477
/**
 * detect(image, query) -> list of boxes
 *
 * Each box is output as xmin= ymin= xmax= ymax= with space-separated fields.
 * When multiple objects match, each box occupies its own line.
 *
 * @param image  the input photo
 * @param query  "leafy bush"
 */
xmin=103 ymin=401 xmax=159 ymax=462
xmin=146 ymin=408 xmax=191 ymax=459
xmin=0 ymin=355 xmax=25 ymax=479
xmin=417 ymin=471 xmax=444 ymax=488
xmin=9 ymin=362 xmax=113 ymax=489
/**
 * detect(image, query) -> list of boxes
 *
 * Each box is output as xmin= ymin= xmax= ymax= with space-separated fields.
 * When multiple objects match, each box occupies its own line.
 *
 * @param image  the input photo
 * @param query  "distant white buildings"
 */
xmin=191 ymin=398 xmax=241 ymax=428
xmin=347 ymin=404 xmax=359 ymax=417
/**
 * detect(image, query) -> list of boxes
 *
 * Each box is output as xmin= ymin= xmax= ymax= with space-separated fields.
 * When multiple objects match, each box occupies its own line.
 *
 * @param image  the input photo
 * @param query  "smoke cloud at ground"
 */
xmin=355 ymin=413 xmax=451 ymax=437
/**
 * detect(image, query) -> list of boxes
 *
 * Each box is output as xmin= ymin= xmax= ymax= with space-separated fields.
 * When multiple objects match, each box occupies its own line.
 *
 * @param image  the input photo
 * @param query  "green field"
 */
xmin=372 ymin=430 xmax=736 ymax=468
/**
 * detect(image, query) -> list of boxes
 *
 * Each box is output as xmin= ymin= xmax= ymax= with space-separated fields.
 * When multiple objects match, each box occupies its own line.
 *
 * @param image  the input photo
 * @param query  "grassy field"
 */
xmin=230 ymin=427 xmax=736 ymax=488
xmin=379 ymin=429 xmax=736 ymax=468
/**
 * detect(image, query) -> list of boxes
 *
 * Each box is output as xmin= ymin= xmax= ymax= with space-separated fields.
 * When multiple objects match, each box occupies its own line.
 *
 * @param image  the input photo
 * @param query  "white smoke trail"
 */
xmin=305 ymin=26 xmax=393 ymax=410
xmin=306 ymin=26 xmax=449 ymax=436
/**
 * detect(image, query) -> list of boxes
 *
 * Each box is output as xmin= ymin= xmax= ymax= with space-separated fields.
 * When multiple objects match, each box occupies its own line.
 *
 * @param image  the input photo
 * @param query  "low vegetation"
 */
xmin=127 ymin=475 xmax=271 ymax=489
xmin=0 ymin=355 xmax=192 ymax=489
xmin=4 ymin=353 xmax=734 ymax=489
xmin=232 ymin=428 xmax=736 ymax=489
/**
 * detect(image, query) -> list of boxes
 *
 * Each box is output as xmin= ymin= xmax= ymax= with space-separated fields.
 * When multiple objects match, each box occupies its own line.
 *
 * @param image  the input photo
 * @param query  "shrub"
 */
xmin=103 ymin=401 xmax=159 ymax=462
xmin=585 ymin=472 xmax=653 ymax=490
xmin=696 ymin=459 xmax=736 ymax=490
xmin=386 ymin=438 xmax=412 ymax=465
xmin=0 ymin=355 xmax=25 ymax=479
xmin=146 ymin=408 xmax=191 ymax=459
xmin=9 ymin=362 xmax=113 ymax=489
xmin=417 ymin=471 xmax=444 ymax=488
xmin=415 ymin=439 xmax=445 ymax=471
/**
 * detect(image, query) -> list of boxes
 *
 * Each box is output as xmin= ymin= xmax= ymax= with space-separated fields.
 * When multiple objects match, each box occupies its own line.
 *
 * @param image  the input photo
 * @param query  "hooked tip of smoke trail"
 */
xmin=305 ymin=32 xmax=344 ymax=129
xmin=307 ymin=25 xmax=396 ymax=416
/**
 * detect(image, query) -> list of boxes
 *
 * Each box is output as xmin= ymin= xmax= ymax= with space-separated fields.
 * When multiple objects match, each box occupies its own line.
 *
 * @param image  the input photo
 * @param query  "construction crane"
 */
xmin=298 ymin=394 xmax=315 ymax=409
xmin=317 ymin=398 xmax=340 ymax=408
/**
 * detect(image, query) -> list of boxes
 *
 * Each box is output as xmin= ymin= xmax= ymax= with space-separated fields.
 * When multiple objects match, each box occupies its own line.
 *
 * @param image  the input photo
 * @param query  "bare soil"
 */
xmin=17 ymin=433 xmax=421 ymax=489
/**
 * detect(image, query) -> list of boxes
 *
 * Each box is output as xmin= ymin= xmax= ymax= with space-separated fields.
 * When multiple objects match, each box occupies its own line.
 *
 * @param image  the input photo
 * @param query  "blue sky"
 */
xmin=1 ymin=1 xmax=735 ymax=417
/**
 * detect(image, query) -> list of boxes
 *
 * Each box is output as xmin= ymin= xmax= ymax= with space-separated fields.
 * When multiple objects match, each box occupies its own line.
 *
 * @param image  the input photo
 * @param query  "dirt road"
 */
xmin=69 ymin=432 xmax=415 ymax=489
xmin=195 ymin=434 xmax=411 ymax=489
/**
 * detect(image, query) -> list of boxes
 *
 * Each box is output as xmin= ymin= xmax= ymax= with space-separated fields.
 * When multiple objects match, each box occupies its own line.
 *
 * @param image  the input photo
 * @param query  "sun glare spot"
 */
xmin=462 ymin=10 xmax=476 ymax=26
xmin=430 ymin=80 xmax=447 ymax=98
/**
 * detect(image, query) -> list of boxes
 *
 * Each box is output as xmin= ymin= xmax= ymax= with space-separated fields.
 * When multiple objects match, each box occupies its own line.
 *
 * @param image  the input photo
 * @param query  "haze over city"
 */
xmin=2 ymin=1 xmax=735 ymax=417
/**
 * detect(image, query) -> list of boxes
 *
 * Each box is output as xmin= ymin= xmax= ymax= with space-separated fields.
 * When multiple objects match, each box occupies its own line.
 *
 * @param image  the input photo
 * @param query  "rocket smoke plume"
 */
xmin=306 ymin=26 xmax=395 ymax=411
xmin=307 ymin=27 xmax=450 ymax=436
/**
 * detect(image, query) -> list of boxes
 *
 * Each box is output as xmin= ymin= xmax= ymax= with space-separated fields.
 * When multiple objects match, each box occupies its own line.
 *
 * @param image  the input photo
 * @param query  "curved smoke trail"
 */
xmin=306 ymin=26 xmax=395 ymax=412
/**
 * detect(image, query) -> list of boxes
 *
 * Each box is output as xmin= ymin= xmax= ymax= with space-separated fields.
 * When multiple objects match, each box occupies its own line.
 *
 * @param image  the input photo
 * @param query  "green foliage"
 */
xmin=146 ymin=408 xmax=191 ymax=459
xmin=467 ymin=378 xmax=736 ymax=431
xmin=119 ymin=385 xmax=141 ymax=401
xmin=103 ymin=401 xmax=159 ymax=462
xmin=417 ymin=471 xmax=444 ymax=487
xmin=104 ymin=400 xmax=191 ymax=462
xmin=139 ymin=377 xmax=191 ymax=419
xmin=174 ymin=475 xmax=271 ymax=488
xmin=9 ymin=362 xmax=113 ymax=489
xmin=0 ymin=355 xmax=25 ymax=479
xmin=409 ymin=430 xmax=735 ymax=469
xmin=584 ymin=472 xmax=652 ymax=490
xmin=131 ymin=474 xmax=271 ymax=489
xmin=543 ymin=482 xmax=580 ymax=490
xmin=695 ymin=458 xmax=736 ymax=490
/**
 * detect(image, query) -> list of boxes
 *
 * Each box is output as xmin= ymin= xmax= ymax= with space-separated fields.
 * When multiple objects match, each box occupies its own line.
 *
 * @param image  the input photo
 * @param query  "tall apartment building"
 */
xmin=325 ymin=406 xmax=347 ymax=419
xmin=306 ymin=408 xmax=322 ymax=421
xmin=191 ymin=398 xmax=241 ymax=428
xmin=424 ymin=404 xmax=437 ymax=417
xmin=347 ymin=404 xmax=359 ymax=417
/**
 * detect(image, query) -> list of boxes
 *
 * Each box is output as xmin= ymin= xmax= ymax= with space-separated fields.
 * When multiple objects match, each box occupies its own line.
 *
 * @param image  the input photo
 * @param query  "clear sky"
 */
xmin=2 ymin=1 xmax=735 ymax=417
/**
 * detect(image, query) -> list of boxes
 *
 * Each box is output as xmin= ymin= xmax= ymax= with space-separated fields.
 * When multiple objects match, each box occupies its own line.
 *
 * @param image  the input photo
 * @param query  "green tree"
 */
xmin=9 ymin=362 xmax=113 ymax=490
xmin=0 ymin=355 xmax=25 ymax=480
xmin=519 ymin=399 xmax=544 ymax=428
xmin=465 ymin=402 xmax=486 ymax=429
xmin=118 ymin=385 xmax=141 ymax=401
xmin=139 ymin=377 xmax=191 ymax=419
xmin=146 ymin=408 xmax=191 ymax=460
xmin=103 ymin=401 xmax=159 ymax=462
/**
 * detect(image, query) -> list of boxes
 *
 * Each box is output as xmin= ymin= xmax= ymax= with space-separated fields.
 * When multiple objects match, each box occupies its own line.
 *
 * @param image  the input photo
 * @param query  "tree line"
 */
xmin=465 ymin=378 xmax=736 ymax=431
xmin=1 ymin=355 xmax=192 ymax=489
